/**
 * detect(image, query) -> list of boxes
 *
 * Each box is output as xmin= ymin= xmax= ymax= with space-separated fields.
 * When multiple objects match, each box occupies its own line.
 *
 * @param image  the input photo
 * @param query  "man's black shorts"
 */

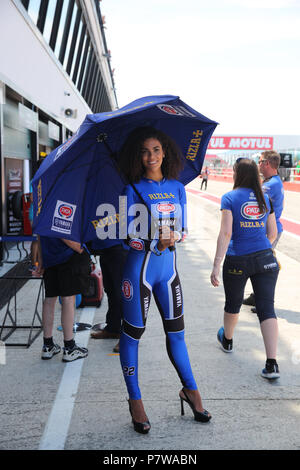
xmin=44 ymin=251 xmax=91 ymax=297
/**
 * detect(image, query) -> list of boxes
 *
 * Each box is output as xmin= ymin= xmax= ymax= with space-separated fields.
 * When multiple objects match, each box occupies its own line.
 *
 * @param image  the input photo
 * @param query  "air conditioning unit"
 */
xmin=64 ymin=108 xmax=77 ymax=118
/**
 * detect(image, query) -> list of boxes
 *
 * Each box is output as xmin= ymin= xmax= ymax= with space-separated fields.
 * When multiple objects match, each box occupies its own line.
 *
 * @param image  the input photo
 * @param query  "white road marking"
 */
xmin=39 ymin=307 xmax=96 ymax=450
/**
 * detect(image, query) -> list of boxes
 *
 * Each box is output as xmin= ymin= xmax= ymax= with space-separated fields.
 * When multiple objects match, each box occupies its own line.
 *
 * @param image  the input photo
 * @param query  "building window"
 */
xmin=80 ymin=45 xmax=94 ymax=98
xmin=62 ymin=1 xmax=78 ymax=69
xmin=58 ymin=0 xmax=75 ymax=65
xmin=77 ymin=37 xmax=90 ymax=92
xmin=64 ymin=3 xmax=81 ymax=73
xmin=21 ymin=0 xmax=30 ymax=9
xmin=36 ymin=0 xmax=50 ymax=33
xmin=20 ymin=0 xmax=112 ymax=112
xmin=49 ymin=0 xmax=63 ymax=51
xmin=27 ymin=0 xmax=42 ymax=25
xmin=42 ymin=0 xmax=57 ymax=43
xmin=54 ymin=0 xmax=70 ymax=57
xmin=70 ymin=18 xmax=84 ymax=79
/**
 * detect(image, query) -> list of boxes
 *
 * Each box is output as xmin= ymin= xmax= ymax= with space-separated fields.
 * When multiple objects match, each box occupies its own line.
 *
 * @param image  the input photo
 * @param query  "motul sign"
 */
xmin=208 ymin=136 xmax=273 ymax=150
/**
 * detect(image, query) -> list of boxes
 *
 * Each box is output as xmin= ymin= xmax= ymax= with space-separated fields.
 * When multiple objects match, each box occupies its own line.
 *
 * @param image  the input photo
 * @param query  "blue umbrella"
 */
xmin=32 ymin=95 xmax=217 ymax=243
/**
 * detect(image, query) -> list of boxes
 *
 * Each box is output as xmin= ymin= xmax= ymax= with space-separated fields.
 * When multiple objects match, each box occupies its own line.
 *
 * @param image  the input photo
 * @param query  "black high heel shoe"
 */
xmin=127 ymin=399 xmax=151 ymax=434
xmin=180 ymin=388 xmax=211 ymax=423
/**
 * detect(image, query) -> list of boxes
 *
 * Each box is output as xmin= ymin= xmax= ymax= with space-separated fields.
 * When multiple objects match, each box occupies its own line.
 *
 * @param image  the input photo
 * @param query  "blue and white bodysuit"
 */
xmin=119 ymin=177 xmax=198 ymax=400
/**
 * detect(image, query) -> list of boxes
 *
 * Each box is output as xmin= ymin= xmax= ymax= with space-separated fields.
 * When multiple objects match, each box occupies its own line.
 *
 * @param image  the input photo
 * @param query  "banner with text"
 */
xmin=208 ymin=136 xmax=273 ymax=150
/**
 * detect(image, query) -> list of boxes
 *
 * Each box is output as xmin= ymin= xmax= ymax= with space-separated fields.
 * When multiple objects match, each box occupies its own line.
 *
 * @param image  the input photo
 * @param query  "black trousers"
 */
xmin=201 ymin=178 xmax=208 ymax=190
xmin=223 ymin=249 xmax=279 ymax=323
xmin=98 ymin=244 xmax=128 ymax=334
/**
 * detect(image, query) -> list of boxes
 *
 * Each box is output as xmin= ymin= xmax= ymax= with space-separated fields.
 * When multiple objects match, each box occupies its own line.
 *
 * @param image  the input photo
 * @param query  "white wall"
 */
xmin=81 ymin=0 xmax=115 ymax=109
xmin=0 ymin=1 xmax=91 ymax=132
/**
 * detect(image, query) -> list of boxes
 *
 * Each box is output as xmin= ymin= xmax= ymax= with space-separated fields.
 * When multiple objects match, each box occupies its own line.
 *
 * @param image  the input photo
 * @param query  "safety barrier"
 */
xmin=0 ymin=273 xmax=43 ymax=348
xmin=0 ymin=236 xmax=43 ymax=347
xmin=205 ymin=168 xmax=300 ymax=191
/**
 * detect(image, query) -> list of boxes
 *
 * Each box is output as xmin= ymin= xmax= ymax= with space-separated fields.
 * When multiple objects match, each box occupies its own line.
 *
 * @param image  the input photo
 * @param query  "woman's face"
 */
xmin=140 ymin=138 xmax=164 ymax=174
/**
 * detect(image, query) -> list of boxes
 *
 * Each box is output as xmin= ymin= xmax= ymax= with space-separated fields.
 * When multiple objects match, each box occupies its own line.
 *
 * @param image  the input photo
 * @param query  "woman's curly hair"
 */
xmin=117 ymin=126 xmax=184 ymax=183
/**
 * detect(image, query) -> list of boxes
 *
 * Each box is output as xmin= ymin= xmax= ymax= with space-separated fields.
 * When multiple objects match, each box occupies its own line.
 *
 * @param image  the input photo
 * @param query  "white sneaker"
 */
xmin=62 ymin=344 xmax=88 ymax=362
xmin=41 ymin=343 xmax=61 ymax=360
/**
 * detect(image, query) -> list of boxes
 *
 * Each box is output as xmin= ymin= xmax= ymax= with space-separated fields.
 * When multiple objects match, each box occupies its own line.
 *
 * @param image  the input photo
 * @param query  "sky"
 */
xmin=101 ymin=0 xmax=300 ymax=136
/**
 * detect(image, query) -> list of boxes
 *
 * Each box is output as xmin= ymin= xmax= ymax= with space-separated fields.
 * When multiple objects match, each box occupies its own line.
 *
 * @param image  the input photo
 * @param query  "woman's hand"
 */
xmin=210 ymin=264 xmax=220 ymax=287
xmin=61 ymin=238 xmax=84 ymax=253
xmin=33 ymin=263 xmax=44 ymax=277
xmin=157 ymin=226 xmax=176 ymax=252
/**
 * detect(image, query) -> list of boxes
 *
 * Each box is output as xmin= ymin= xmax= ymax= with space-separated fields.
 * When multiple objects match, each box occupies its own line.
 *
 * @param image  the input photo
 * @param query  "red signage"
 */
xmin=156 ymin=203 xmax=175 ymax=214
xmin=241 ymin=202 xmax=265 ymax=220
xmin=208 ymin=136 xmax=273 ymax=150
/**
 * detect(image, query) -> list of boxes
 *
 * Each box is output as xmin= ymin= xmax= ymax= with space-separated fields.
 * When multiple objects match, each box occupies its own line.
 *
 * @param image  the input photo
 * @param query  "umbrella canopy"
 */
xmin=32 ymin=95 xmax=217 ymax=243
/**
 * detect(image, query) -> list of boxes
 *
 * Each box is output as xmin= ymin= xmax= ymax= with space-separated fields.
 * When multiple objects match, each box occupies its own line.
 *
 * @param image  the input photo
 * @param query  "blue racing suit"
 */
xmin=119 ymin=177 xmax=198 ymax=400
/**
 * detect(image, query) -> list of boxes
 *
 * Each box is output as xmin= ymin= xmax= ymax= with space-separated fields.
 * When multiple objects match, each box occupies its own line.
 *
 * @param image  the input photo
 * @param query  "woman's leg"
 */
xmin=222 ymin=256 xmax=249 ymax=341
xmin=260 ymin=318 xmax=278 ymax=359
xmin=153 ymin=252 xmax=208 ymax=414
xmin=224 ymin=311 xmax=239 ymax=339
xmin=251 ymin=266 xmax=279 ymax=360
xmin=119 ymin=252 xmax=151 ymax=424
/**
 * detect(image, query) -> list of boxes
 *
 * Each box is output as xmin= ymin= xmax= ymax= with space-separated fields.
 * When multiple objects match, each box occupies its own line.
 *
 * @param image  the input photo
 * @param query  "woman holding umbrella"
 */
xmin=118 ymin=127 xmax=211 ymax=434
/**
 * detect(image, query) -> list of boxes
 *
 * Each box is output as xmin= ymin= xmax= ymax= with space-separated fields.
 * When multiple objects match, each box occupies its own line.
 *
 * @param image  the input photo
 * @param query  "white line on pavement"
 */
xmin=39 ymin=307 xmax=96 ymax=450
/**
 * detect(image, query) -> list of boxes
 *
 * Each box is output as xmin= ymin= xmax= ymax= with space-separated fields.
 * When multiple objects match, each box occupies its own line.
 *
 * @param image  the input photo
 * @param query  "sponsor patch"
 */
xmin=157 ymin=104 xmax=183 ymax=115
xmin=156 ymin=202 xmax=175 ymax=214
xmin=122 ymin=279 xmax=133 ymax=301
xmin=129 ymin=239 xmax=145 ymax=251
xmin=241 ymin=202 xmax=265 ymax=220
xmin=228 ymin=269 xmax=243 ymax=275
xmin=264 ymin=262 xmax=278 ymax=270
xmin=123 ymin=366 xmax=135 ymax=376
xmin=51 ymin=200 xmax=77 ymax=234
xmin=157 ymin=104 xmax=196 ymax=117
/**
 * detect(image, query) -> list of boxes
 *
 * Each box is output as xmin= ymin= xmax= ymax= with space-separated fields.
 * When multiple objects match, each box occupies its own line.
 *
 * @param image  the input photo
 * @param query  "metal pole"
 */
xmin=0 ymin=82 xmax=5 ymax=263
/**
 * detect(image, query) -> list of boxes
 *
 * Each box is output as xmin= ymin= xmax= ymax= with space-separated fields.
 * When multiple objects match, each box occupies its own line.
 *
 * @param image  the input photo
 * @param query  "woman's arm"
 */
xmin=33 ymin=236 xmax=44 ymax=276
xmin=266 ymin=212 xmax=277 ymax=245
xmin=210 ymin=209 xmax=232 ymax=287
xmin=61 ymin=238 xmax=84 ymax=253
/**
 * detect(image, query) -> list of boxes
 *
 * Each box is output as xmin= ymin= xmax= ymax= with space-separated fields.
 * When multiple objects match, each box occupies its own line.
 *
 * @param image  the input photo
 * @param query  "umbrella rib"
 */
xmin=39 ymin=141 xmax=97 ymax=213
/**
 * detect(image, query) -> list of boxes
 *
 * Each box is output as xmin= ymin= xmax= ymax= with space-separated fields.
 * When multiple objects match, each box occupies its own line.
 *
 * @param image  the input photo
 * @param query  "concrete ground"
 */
xmin=0 ymin=180 xmax=299 ymax=452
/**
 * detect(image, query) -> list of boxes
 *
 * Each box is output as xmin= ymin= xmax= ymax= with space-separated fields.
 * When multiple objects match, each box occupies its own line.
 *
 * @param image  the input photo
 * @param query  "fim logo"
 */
xmin=51 ymin=200 xmax=77 ymax=235
xmin=0 ymin=341 xmax=6 ymax=365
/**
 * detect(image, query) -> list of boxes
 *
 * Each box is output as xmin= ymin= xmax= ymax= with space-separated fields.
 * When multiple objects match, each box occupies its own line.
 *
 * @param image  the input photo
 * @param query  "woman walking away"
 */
xmin=210 ymin=158 xmax=280 ymax=380
xmin=118 ymin=126 xmax=211 ymax=434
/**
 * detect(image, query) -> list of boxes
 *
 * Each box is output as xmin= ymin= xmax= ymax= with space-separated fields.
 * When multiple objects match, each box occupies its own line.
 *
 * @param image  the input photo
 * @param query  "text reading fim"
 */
xmin=186 ymin=130 xmax=203 ymax=161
